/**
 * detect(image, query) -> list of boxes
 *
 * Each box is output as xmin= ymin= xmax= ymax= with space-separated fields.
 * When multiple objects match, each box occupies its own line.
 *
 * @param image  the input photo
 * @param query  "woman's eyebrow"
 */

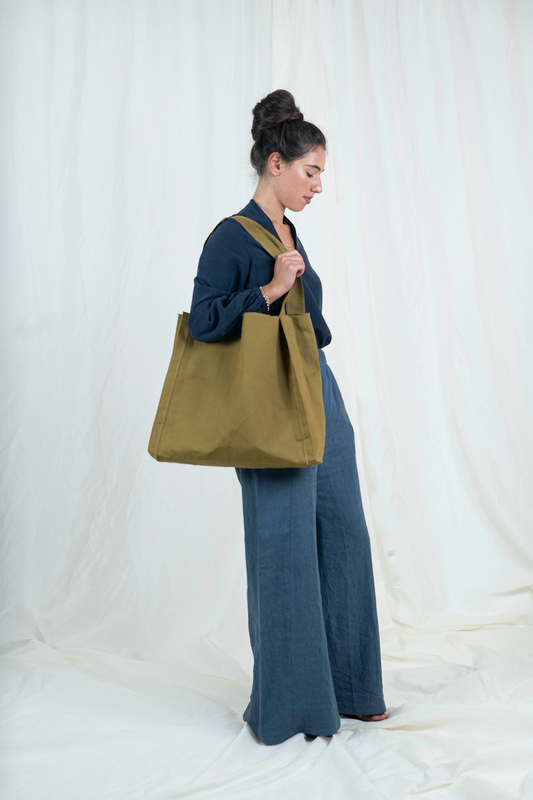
xmin=306 ymin=164 xmax=325 ymax=173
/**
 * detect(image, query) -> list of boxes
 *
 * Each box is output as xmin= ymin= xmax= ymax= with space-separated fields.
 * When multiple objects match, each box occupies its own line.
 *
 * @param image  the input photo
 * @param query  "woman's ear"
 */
xmin=267 ymin=152 xmax=283 ymax=177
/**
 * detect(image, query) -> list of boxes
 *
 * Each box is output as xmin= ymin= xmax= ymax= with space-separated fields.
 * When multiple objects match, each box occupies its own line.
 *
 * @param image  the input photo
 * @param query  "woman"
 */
xmin=188 ymin=90 xmax=388 ymax=745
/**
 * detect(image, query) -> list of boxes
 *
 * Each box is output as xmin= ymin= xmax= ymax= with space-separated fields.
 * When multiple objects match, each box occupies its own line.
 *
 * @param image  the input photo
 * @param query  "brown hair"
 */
xmin=250 ymin=89 xmax=326 ymax=177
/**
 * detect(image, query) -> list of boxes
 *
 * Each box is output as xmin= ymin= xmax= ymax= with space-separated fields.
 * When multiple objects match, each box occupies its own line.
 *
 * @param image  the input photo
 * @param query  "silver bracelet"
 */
xmin=259 ymin=285 xmax=271 ymax=313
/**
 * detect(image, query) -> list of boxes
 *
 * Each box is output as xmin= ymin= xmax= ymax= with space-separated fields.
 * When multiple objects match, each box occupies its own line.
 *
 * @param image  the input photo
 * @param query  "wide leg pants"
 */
xmin=235 ymin=347 xmax=386 ymax=745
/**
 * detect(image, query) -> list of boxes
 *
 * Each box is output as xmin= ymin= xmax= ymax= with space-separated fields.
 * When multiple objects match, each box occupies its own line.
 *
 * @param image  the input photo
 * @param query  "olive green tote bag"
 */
xmin=147 ymin=215 xmax=326 ymax=468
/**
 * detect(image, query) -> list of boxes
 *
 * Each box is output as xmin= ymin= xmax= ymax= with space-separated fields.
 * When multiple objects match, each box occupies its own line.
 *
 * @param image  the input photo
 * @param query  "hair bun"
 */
xmin=281 ymin=109 xmax=304 ymax=123
xmin=251 ymin=89 xmax=304 ymax=141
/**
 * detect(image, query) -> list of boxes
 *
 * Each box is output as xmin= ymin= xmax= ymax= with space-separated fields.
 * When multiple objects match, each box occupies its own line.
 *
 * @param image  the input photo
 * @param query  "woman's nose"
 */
xmin=313 ymin=179 xmax=322 ymax=194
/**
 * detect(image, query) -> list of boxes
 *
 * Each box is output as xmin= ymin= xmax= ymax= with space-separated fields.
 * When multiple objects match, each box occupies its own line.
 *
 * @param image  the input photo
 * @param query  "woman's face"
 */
xmin=273 ymin=146 xmax=325 ymax=212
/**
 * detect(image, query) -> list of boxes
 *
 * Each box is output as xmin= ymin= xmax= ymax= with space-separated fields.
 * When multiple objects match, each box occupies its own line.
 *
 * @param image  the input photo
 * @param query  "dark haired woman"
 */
xmin=188 ymin=90 xmax=388 ymax=745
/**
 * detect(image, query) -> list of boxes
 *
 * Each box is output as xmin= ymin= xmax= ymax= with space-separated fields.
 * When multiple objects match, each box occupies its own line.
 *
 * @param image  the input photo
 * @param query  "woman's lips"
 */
xmin=304 ymin=196 xmax=312 ymax=204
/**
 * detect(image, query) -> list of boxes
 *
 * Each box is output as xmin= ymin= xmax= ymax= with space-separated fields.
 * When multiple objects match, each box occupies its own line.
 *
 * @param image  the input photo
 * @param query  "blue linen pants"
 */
xmin=235 ymin=347 xmax=386 ymax=745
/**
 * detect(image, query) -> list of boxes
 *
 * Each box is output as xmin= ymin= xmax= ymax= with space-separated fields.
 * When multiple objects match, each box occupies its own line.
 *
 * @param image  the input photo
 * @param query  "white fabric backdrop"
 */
xmin=2 ymin=0 xmax=533 ymax=797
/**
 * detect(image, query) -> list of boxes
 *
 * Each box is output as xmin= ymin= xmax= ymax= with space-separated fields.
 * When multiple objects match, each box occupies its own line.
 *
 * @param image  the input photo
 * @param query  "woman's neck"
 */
xmin=252 ymin=189 xmax=286 ymax=228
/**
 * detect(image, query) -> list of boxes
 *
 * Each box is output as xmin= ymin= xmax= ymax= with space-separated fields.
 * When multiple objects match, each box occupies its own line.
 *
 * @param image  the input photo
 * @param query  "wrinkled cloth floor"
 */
xmin=2 ymin=627 xmax=532 ymax=799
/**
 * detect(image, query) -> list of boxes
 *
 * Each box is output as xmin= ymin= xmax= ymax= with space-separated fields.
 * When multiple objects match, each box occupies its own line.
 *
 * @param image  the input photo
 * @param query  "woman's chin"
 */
xmin=286 ymin=200 xmax=307 ymax=213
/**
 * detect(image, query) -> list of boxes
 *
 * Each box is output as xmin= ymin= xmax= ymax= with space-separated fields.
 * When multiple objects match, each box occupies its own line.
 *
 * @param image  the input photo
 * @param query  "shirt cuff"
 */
xmin=253 ymin=285 xmax=270 ymax=313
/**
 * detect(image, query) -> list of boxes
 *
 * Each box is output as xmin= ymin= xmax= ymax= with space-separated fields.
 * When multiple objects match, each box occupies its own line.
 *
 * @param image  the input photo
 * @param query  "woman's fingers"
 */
xmin=269 ymin=251 xmax=306 ymax=295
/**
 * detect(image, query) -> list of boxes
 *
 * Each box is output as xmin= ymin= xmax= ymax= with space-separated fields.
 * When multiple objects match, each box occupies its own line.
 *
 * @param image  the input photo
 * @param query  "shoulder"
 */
xmin=202 ymin=216 xmax=253 ymax=258
xmin=196 ymin=217 xmax=257 ymax=286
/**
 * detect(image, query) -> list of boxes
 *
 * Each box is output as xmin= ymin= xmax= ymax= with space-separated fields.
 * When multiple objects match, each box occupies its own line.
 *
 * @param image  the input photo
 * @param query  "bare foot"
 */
xmin=340 ymin=712 xmax=388 ymax=721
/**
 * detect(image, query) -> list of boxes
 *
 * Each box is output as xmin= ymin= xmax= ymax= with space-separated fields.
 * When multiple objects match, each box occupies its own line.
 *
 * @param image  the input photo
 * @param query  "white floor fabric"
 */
xmin=3 ymin=625 xmax=533 ymax=799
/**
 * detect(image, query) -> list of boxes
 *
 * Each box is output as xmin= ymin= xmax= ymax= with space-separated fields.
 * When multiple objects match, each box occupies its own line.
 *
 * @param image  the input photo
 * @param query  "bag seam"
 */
xmin=153 ymin=318 xmax=189 ymax=458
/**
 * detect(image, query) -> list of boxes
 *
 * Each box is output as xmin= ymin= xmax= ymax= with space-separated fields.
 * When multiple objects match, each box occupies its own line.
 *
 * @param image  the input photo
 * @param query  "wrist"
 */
xmin=261 ymin=281 xmax=286 ymax=304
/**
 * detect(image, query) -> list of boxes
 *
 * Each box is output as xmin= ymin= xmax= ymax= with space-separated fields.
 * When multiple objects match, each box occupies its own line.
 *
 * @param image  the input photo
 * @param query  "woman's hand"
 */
xmin=261 ymin=250 xmax=305 ymax=303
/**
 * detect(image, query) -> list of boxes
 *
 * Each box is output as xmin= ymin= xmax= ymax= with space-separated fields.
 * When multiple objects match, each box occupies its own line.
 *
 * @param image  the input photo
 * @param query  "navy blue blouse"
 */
xmin=188 ymin=198 xmax=332 ymax=349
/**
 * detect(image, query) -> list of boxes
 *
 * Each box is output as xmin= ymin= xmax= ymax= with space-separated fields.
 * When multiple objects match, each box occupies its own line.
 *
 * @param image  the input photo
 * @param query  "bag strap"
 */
xmin=200 ymin=215 xmax=305 ymax=316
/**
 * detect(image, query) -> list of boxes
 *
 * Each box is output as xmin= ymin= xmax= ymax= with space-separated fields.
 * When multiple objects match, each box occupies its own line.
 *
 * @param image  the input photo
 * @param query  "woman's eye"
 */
xmin=307 ymin=172 xmax=313 ymax=178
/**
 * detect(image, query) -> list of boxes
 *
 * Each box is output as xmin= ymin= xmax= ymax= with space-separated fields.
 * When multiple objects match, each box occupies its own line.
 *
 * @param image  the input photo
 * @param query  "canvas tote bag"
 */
xmin=147 ymin=215 xmax=326 ymax=468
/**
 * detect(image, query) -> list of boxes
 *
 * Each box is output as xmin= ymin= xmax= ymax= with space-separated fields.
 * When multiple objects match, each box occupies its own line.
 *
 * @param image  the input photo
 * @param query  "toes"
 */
xmin=340 ymin=712 xmax=389 ymax=721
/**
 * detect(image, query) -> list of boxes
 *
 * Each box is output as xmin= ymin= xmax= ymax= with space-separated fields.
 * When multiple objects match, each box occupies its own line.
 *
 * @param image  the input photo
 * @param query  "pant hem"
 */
xmin=249 ymin=726 xmax=340 ymax=745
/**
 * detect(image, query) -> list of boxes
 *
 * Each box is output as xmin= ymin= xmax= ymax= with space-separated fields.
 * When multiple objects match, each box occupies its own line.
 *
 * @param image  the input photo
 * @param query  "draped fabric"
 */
xmin=1 ymin=1 xmax=532 ymax=797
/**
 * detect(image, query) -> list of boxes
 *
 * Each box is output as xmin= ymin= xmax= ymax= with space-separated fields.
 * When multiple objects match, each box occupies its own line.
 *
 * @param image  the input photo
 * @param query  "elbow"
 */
xmin=188 ymin=313 xmax=239 ymax=343
xmin=189 ymin=328 xmax=212 ymax=343
xmin=187 ymin=297 xmax=242 ymax=342
xmin=187 ymin=313 xmax=209 ymax=342
xmin=188 ymin=311 xmax=222 ymax=342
